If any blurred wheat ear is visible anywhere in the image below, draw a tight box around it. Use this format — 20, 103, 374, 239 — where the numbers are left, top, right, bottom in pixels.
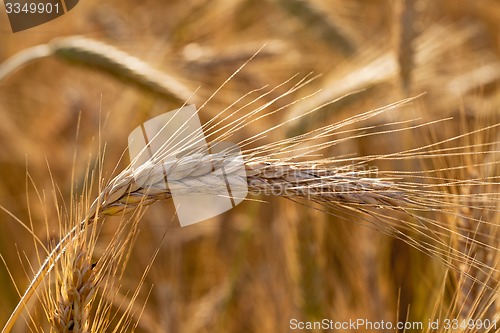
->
0, 36, 195, 104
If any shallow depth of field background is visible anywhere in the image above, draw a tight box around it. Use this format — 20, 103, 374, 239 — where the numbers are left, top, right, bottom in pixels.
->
0, 1, 500, 332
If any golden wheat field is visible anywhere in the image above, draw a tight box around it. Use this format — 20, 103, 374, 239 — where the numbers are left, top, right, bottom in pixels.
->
0, 0, 500, 332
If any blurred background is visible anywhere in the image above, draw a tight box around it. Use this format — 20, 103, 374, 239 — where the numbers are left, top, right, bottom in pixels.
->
0, 0, 500, 332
